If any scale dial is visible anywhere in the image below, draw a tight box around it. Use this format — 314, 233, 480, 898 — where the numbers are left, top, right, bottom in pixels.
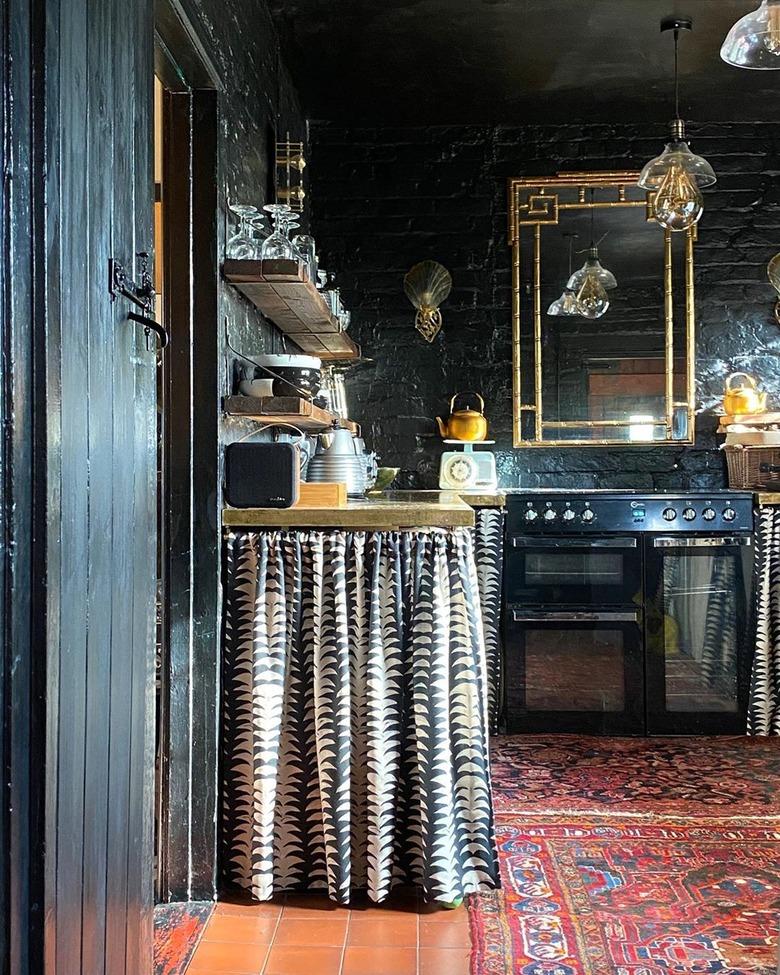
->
441, 453, 478, 489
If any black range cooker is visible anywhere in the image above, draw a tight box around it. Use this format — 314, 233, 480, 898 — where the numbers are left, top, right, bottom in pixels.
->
503, 491, 755, 736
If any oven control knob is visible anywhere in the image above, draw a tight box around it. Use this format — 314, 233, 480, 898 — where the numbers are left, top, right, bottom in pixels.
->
662, 507, 677, 521
702, 507, 716, 521
543, 508, 557, 521
581, 508, 595, 523
723, 508, 736, 522
524, 508, 538, 522
562, 508, 575, 522
682, 508, 696, 521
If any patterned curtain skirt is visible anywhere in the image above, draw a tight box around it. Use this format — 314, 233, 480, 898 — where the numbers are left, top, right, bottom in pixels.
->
749, 507, 780, 735
222, 528, 500, 904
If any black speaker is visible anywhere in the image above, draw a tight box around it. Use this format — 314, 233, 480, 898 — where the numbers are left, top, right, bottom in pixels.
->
224, 442, 300, 508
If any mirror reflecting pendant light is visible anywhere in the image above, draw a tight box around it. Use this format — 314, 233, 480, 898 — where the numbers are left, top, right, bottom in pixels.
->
721, 0, 780, 69
547, 232, 581, 316
638, 17, 716, 232
566, 192, 616, 319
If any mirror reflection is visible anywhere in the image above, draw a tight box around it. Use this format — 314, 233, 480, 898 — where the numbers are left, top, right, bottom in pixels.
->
509, 173, 695, 447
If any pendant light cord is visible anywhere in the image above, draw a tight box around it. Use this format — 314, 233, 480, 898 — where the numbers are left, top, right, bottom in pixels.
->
674, 28, 680, 120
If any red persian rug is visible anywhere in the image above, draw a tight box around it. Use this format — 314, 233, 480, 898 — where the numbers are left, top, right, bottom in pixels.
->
471, 737, 780, 975
154, 902, 213, 975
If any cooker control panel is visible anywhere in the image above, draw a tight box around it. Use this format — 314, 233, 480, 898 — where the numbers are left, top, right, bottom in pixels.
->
508, 493, 754, 533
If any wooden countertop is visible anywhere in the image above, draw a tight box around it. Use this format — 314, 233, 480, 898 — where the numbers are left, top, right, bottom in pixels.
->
757, 492, 780, 506
379, 490, 506, 508
223, 493, 476, 530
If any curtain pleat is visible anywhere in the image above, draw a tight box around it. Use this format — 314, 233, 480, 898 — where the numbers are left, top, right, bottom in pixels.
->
222, 528, 499, 903
749, 507, 780, 736
471, 508, 505, 732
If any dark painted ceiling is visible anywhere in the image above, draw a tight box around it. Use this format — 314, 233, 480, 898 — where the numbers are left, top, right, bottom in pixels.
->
268, 0, 780, 124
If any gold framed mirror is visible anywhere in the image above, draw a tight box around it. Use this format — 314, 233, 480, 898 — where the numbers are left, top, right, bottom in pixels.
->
508, 171, 696, 447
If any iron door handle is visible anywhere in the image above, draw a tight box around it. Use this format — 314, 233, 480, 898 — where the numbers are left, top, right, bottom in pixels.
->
128, 311, 169, 349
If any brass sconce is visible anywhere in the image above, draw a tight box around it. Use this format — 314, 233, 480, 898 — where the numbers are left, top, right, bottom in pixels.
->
275, 132, 306, 212
767, 252, 780, 324
403, 261, 452, 342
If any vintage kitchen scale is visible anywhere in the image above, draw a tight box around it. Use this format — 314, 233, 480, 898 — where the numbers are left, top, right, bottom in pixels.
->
439, 441, 498, 491
436, 392, 497, 491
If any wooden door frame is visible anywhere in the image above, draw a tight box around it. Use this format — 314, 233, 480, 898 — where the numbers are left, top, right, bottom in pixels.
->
154, 1, 221, 903
2, 0, 49, 971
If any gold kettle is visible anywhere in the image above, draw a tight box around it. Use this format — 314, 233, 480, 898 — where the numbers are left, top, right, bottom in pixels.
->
436, 392, 488, 442
723, 372, 767, 416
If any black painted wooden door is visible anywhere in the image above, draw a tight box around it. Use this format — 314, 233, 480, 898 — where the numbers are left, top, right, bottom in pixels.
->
43, 0, 157, 972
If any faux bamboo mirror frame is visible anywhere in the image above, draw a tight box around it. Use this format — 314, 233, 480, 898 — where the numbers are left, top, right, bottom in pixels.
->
508, 171, 696, 447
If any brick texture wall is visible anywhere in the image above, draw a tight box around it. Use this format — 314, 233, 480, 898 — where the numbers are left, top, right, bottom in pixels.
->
310, 123, 780, 490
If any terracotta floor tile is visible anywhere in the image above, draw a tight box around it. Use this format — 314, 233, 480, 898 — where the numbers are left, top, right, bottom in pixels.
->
341, 946, 417, 975
186, 939, 267, 974
282, 894, 345, 918
262, 945, 342, 975
347, 915, 418, 947
418, 947, 472, 975
216, 898, 284, 919
273, 917, 348, 947
204, 914, 279, 944
419, 919, 471, 948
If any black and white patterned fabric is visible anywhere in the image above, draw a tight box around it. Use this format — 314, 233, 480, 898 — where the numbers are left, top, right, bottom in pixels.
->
749, 507, 780, 736
472, 508, 505, 732
222, 528, 499, 904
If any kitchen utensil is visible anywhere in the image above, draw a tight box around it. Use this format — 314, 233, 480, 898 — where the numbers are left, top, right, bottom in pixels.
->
306, 422, 377, 497
373, 467, 400, 492
723, 372, 767, 415
253, 354, 322, 399
436, 392, 488, 442
439, 441, 497, 491
238, 378, 275, 397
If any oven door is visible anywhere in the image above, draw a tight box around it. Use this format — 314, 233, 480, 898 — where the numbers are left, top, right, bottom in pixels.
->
505, 536, 642, 606
644, 534, 754, 735
504, 608, 645, 735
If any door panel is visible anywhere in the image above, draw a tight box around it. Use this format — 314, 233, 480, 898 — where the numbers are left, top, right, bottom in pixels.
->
505, 610, 646, 735
46, 0, 156, 972
645, 536, 754, 735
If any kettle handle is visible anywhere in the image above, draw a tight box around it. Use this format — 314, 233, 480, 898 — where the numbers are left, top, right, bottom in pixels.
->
726, 372, 758, 391
450, 391, 485, 413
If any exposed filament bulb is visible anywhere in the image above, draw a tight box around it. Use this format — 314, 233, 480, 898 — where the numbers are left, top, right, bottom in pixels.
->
576, 274, 610, 319
653, 163, 704, 231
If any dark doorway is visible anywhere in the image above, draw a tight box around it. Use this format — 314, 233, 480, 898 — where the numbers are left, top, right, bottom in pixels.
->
153, 4, 220, 904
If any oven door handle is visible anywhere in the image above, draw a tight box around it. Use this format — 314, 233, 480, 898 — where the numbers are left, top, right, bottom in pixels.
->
652, 536, 752, 549
511, 537, 637, 549
511, 609, 640, 623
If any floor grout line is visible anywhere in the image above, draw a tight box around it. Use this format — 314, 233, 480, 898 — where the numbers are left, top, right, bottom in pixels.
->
338, 904, 351, 974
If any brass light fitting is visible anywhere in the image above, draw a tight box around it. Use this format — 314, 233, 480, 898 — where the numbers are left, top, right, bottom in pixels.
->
403, 261, 453, 342
638, 18, 717, 232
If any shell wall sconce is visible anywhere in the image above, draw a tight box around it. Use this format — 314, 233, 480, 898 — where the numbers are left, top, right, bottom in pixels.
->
767, 252, 780, 324
403, 261, 452, 342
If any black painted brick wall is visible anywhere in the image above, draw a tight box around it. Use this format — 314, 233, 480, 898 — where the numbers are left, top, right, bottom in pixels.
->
182, 0, 307, 499
310, 122, 780, 490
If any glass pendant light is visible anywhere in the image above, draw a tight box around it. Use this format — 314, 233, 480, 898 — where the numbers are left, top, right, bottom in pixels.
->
721, 0, 780, 69
638, 17, 717, 232
565, 192, 616, 319
548, 233, 581, 316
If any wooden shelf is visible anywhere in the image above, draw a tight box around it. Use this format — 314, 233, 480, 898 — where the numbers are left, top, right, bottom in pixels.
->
223, 259, 360, 361
224, 395, 358, 434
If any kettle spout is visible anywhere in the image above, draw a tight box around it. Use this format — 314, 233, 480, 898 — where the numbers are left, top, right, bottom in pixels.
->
435, 417, 447, 438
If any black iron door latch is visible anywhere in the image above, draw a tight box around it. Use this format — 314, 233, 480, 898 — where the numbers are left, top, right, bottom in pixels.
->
108, 252, 169, 349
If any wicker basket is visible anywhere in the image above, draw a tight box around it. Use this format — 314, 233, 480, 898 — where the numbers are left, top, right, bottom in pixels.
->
723, 445, 780, 489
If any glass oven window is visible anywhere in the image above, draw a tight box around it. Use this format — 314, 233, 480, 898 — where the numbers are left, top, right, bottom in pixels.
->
655, 550, 743, 713
524, 551, 625, 587
525, 629, 626, 712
